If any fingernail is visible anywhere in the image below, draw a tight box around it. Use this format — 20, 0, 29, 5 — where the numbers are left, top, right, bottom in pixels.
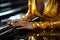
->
11, 23, 13, 25
13, 25, 15, 26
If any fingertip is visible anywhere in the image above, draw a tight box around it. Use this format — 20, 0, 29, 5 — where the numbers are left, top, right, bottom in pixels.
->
7, 21, 10, 24
11, 23, 12, 25
13, 25, 15, 27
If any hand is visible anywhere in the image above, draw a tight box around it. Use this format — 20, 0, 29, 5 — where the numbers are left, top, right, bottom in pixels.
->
7, 19, 33, 30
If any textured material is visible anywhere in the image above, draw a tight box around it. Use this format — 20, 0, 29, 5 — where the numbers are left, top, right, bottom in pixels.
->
23, 0, 60, 29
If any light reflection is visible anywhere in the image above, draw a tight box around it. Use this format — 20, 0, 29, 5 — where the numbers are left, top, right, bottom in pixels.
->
0, 2, 11, 7
28, 36, 36, 40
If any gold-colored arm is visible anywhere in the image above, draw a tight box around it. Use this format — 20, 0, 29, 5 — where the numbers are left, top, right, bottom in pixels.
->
33, 21, 60, 29
23, 0, 60, 29
23, 0, 35, 21
23, 0, 48, 21
33, 21, 50, 29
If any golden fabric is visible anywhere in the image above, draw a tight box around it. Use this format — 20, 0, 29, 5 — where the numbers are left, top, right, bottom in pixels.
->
23, 0, 60, 29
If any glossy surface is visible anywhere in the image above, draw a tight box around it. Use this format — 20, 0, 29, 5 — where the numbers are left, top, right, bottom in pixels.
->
23, 0, 60, 29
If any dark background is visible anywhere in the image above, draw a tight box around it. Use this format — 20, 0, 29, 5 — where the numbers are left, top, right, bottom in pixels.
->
0, 0, 28, 23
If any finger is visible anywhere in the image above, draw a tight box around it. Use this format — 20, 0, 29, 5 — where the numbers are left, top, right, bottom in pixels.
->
16, 27, 25, 30
10, 19, 18, 23
13, 19, 19, 22
10, 20, 19, 25
10, 19, 24, 27
12, 23, 22, 27
7, 21, 11, 24
13, 19, 23, 23
10, 20, 15, 25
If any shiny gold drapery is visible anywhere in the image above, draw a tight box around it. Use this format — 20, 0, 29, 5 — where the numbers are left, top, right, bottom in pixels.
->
23, 0, 60, 29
